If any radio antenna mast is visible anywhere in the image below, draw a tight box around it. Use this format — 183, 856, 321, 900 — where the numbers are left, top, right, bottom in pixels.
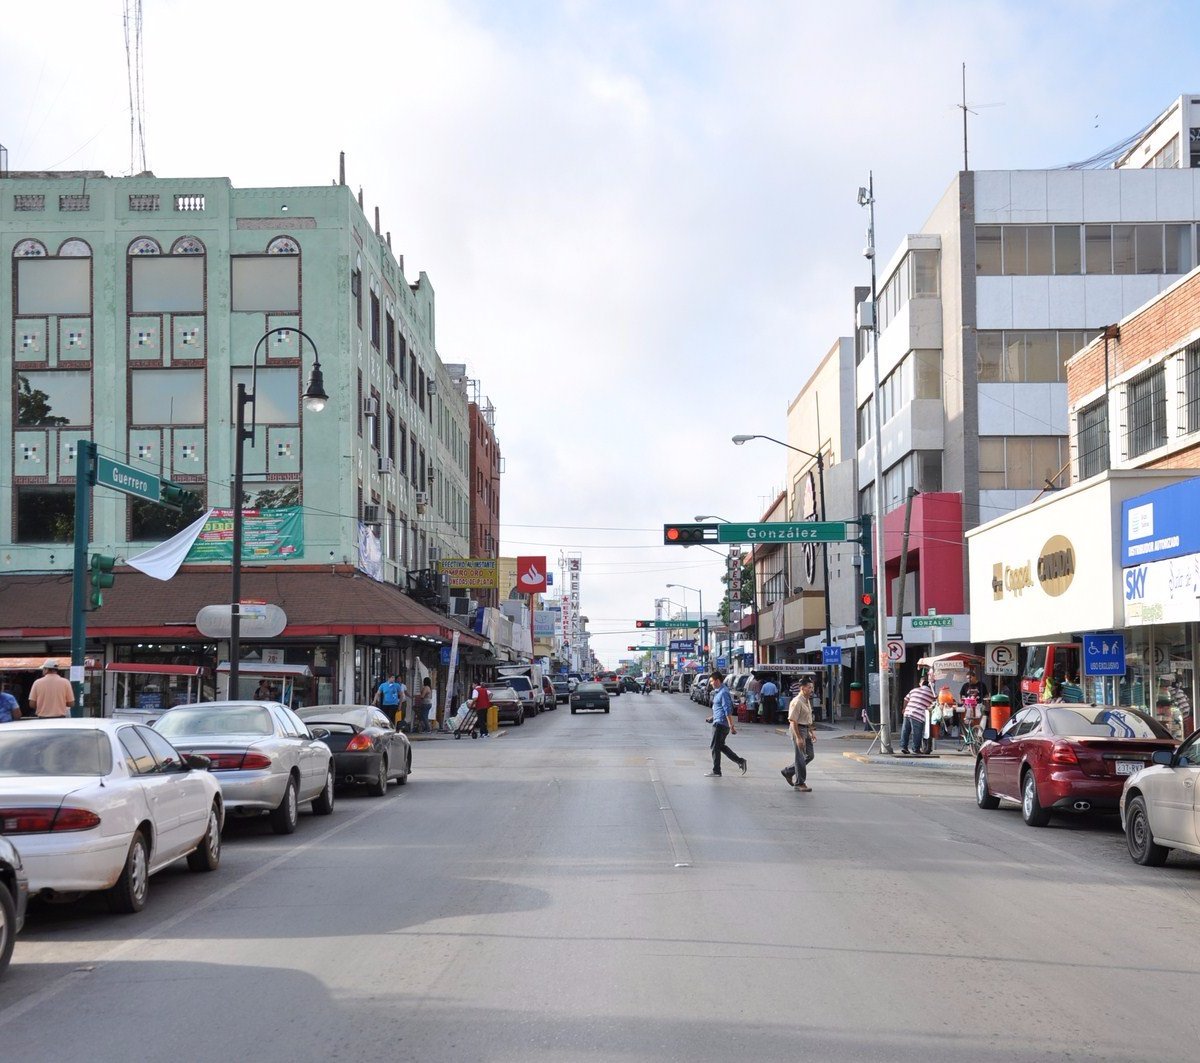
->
124, 0, 148, 173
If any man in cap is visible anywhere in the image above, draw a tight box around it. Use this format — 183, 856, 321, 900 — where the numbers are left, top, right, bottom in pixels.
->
28, 659, 76, 719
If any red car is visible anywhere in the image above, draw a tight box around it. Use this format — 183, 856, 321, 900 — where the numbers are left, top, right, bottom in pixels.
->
975, 704, 1176, 826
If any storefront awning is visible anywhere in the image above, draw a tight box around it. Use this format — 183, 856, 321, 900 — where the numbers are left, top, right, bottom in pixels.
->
216, 662, 313, 677
0, 656, 100, 671
106, 662, 205, 676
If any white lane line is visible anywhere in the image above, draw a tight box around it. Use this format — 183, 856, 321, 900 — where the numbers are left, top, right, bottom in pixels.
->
646, 758, 693, 868
0, 795, 400, 1027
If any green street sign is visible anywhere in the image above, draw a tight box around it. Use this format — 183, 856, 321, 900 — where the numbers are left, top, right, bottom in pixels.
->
636, 620, 700, 629
911, 615, 953, 628
628, 646, 669, 652
717, 521, 851, 544
95, 456, 161, 503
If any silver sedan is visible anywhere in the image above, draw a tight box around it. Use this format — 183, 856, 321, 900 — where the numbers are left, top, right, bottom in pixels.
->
153, 701, 335, 834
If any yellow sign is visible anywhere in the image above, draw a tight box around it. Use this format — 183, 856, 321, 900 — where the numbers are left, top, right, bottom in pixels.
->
437, 558, 498, 589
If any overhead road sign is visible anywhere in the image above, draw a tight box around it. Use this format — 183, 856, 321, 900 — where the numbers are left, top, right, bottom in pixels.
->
716, 521, 851, 544
636, 619, 700, 629
628, 646, 668, 652
95, 456, 161, 503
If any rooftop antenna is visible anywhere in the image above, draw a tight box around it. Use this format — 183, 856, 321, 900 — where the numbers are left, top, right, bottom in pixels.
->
124, 0, 148, 174
955, 62, 1004, 171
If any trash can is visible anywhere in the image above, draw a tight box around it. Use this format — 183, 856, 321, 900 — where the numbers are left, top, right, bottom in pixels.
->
989, 693, 1012, 732
849, 682, 864, 712
485, 705, 499, 733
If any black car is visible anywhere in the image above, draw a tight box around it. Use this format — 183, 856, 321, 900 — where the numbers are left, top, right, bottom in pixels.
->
571, 682, 610, 714
1, 834, 29, 978
297, 705, 412, 796
620, 676, 641, 693
551, 679, 570, 704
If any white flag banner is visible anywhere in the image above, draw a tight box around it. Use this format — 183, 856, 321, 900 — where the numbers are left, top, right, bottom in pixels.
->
127, 508, 215, 581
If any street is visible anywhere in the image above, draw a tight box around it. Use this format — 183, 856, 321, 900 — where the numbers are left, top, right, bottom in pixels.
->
3, 692, 1199, 1063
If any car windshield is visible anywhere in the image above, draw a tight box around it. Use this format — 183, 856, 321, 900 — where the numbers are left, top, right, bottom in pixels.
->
155, 705, 276, 738
0, 729, 113, 776
504, 677, 532, 692
576, 683, 605, 694
486, 685, 516, 700
297, 708, 370, 729
1046, 707, 1171, 739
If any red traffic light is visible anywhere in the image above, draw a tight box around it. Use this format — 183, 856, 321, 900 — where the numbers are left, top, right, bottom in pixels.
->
666, 527, 681, 542
860, 592, 874, 606
635, 620, 649, 628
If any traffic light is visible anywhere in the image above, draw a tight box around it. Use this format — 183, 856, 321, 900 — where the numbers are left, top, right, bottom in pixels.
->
859, 592, 877, 628
635, 620, 651, 628
90, 554, 116, 610
160, 480, 195, 510
663, 523, 717, 545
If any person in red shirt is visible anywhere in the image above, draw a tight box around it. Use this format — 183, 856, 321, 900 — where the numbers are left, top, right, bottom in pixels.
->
468, 681, 491, 737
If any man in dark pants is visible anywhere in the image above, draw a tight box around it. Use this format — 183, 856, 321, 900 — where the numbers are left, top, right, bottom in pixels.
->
704, 671, 747, 778
782, 676, 816, 791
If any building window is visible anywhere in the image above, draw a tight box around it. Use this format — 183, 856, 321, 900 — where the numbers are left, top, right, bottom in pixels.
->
130, 254, 205, 312
979, 436, 1068, 490
231, 368, 299, 425
15, 486, 75, 542
399, 424, 408, 474
857, 397, 873, 449
976, 331, 1087, 383
1076, 400, 1110, 479
1126, 367, 1167, 458
398, 334, 407, 383
131, 369, 205, 425
386, 410, 396, 463
369, 389, 381, 451
370, 291, 380, 349
130, 489, 205, 541
16, 372, 91, 427
231, 256, 298, 312
385, 312, 395, 367
409, 353, 418, 398
16, 255, 91, 315
351, 268, 361, 328
978, 223, 1194, 277
1184, 340, 1200, 435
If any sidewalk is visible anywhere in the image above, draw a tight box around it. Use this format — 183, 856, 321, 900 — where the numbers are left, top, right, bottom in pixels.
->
764, 715, 976, 774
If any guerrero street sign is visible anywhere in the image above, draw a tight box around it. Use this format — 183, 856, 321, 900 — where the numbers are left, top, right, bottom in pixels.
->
95, 456, 161, 503
911, 615, 953, 628
716, 521, 850, 544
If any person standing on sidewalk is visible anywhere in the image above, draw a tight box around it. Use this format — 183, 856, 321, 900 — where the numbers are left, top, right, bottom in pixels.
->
373, 674, 405, 729
0, 679, 22, 722
704, 671, 747, 777
901, 673, 935, 755
782, 675, 816, 791
28, 660, 75, 719
759, 677, 779, 725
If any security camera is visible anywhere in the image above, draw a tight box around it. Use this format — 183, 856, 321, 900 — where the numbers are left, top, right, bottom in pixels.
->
863, 245, 875, 260
857, 187, 870, 206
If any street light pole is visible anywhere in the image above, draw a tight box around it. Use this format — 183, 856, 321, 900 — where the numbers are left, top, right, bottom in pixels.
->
229, 327, 328, 701
666, 583, 703, 667
731, 435, 835, 718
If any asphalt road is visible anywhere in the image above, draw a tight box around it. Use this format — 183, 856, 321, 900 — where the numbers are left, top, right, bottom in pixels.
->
3, 691, 1199, 1062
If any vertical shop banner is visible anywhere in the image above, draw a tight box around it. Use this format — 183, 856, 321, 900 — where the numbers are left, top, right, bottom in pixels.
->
516, 555, 548, 593
357, 522, 384, 581
185, 507, 305, 562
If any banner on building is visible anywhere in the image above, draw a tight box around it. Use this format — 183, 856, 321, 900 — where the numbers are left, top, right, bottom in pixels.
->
438, 558, 499, 589
357, 523, 383, 581
185, 507, 304, 562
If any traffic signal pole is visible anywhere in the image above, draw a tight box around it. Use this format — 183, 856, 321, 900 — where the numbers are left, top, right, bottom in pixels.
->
69, 440, 96, 717
856, 514, 891, 752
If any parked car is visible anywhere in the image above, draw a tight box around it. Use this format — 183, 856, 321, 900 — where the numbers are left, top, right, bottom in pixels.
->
296, 705, 411, 796
570, 682, 610, 714
691, 674, 710, 703
598, 673, 621, 696
975, 704, 1176, 827
485, 684, 524, 726
668, 675, 683, 693
154, 701, 335, 835
730, 674, 750, 706
620, 676, 641, 693
498, 675, 542, 717
0, 720, 222, 913
1120, 726, 1200, 866
551, 679, 571, 704
541, 675, 560, 709
0, 833, 29, 976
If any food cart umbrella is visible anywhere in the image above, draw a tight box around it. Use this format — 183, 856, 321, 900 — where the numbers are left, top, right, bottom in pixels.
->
916, 651, 984, 684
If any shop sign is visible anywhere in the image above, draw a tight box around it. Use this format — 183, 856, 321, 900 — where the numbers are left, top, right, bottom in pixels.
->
1122, 476, 1200, 566
1123, 552, 1200, 626
1036, 536, 1075, 597
438, 558, 498, 589
985, 642, 1018, 676
186, 507, 304, 562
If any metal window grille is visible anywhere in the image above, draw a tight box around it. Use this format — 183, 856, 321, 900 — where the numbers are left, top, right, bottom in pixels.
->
14, 194, 44, 211
1126, 367, 1167, 459
173, 193, 206, 212
1076, 401, 1109, 479
1183, 340, 1200, 434
59, 194, 90, 211
128, 193, 160, 211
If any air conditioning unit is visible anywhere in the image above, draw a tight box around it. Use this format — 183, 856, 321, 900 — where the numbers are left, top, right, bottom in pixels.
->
415, 490, 428, 511
363, 396, 379, 418
362, 504, 382, 525
449, 597, 476, 617
427, 378, 438, 395
379, 457, 395, 475
428, 546, 442, 564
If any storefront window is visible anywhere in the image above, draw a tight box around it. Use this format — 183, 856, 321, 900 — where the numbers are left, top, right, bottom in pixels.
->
1151, 624, 1195, 740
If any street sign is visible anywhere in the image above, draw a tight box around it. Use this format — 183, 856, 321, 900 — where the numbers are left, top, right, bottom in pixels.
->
95, 456, 161, 503
911, 615, 953, 628
670, 639, 697, 653
985, 642, 1018, 676
195, 603, 288, 639
886, 638, 906, 664
636, 620, 700, 629
1082, 633, 1126, 676
628, 646, 668, 652
716, 521, 850, 544
822, 645, 843, 666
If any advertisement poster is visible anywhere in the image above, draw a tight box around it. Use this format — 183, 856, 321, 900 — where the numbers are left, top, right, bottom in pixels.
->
185, 507, 304, 562
439, 558, 499, 589
357, 522, 383, 581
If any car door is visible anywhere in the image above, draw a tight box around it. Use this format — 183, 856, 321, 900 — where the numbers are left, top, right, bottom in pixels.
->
1012, 708, 1046, 791
370, 709, 404, 778
117, 726, 186, 862
138, 725, 210, 848
1145, 731, 1200, 847
282, 705, 328, 800
988, 709, 1036, 798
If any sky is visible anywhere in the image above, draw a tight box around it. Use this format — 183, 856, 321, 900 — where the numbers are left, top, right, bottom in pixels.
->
4, 0, 1200, 667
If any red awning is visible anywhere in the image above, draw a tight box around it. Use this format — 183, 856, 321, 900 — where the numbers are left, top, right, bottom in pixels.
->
105, 663, 205, 676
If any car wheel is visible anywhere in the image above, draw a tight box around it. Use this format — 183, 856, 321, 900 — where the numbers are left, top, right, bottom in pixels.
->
369, 757, 389, 797
571, 707, 577, 714
1126, 795, 1169, 866
516, 708, 525, 726
107, 831, 149, 914
270, 776, 300, 835
0, 880, 17, 976
604, 706, 610, 714
1021, 770, 1051, 827
975, 761, 1000, 809
396, 752, 410, 786
187, 801, 222, 873
312, 767, 336, 815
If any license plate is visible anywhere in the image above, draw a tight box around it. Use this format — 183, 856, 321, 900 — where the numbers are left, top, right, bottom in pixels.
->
1115, 761, 1142, 776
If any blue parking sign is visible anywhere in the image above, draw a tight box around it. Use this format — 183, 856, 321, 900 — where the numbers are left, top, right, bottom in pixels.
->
1082, 633, 1125, 676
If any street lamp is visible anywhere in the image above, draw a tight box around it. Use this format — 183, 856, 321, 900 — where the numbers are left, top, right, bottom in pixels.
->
732, 434, 836, 720
858, 173, 894, 752
695, 514, 751, 669
666, 583, 704, 667
229, 326, 329, 700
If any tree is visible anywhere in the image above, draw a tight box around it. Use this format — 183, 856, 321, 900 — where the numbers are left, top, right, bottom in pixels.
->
16, 375, 68, 427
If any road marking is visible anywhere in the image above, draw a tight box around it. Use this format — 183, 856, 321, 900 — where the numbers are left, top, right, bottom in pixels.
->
646, 758, 692, 868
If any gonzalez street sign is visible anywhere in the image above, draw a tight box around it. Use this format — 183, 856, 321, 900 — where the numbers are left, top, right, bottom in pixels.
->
95, 456, 161, 503
716, 521, 850, 544
911, 615, 953, 628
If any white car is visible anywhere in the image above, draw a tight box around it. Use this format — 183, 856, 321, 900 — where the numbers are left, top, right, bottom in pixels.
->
1120, 727, 1200, 866
0, 719, 223, 913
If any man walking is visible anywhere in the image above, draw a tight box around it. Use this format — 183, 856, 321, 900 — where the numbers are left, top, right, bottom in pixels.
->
704, 670, 747, 777
468, 679, 491, 737
782, 675, 816, 791
373, 673, 405, 729
901, 673, 935, 755
759, 676, 779, 725
28, 660, 75, 719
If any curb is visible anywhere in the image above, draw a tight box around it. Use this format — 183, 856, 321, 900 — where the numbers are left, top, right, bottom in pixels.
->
841, 750, 973, 770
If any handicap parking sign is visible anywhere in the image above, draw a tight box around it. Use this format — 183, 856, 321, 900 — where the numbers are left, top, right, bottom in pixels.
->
1082, 633, 1125, 676
822, 645, 843, 666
